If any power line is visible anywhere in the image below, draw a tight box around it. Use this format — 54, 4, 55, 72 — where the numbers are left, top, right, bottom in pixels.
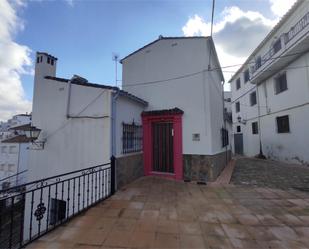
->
122, 50, 308, 88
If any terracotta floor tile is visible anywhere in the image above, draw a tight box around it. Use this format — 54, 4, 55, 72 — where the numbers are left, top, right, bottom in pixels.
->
140, 210, 160, 220
26, 241, 74, 249
129, 231, 155, 248
153, 233, 179, 249
102, 208, 123, 218
103, 230, 133, 247
156, 219, 179, 234
135, 219, 158, 232
95, 217, 117, 231
76, 228, 108, 246
200, 222, 226, 237
228, 238, 262, 249
179, 234, 205, 249
203, 235, 233, 249
113, 218, 137, 232
178, 221, 202, 235
128, 201, 145, 210
121, 209, 142, 219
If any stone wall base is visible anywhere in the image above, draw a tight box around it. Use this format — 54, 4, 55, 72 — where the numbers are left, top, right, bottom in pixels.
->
116, 153, 143, 189
183, 150, 231, 182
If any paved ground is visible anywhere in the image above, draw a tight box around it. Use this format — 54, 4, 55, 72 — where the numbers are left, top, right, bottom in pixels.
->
27, 176, 309, 249
231, 158, 309, 191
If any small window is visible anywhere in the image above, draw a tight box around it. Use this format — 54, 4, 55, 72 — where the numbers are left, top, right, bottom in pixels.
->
236, 125, 241, 133
37, 57, 40, 63
244, 69, 250, 83
273, 38, 282, 54
250, 91, 257, 106
51, 59, 54, 65
47, 57, 51, 64
1, 146, 7, 154
40, 56, 43, 63
236, 78, 241, 90
255, 56, 262, 69
252, 122, 258, 134
235, 102, 240, 113
221, 128, 229, 147
8, 164, 15, 173
274, 73, 287, 94
276, 115, 290, 133
50, 199, 66, 225
9, 146, 17, 154
122, 122, 142, 154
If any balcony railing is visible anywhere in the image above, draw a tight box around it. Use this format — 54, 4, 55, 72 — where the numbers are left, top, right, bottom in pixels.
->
253, 11, 309, 73
284, 11, 309, 44
0, 158, 115, 249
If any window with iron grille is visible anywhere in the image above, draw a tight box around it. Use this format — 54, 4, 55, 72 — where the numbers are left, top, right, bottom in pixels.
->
252, 122, 258, 134
221, 128, 229, 147
274, 73, 287, 94
244, 69, 250, 83
273, 38, 282, 54
236, 78, 241, 90
122, 122, 142, 154
255, 56, 262, 69
276, 115, 290, 133
236, 125, 241, 133
250, 91, 257, 106
235, 102, 240, 113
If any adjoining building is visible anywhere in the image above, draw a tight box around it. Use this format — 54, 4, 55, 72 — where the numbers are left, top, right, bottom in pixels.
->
229, 0, 309, 165
121, 36, 230, 181
0, 114, 31, 189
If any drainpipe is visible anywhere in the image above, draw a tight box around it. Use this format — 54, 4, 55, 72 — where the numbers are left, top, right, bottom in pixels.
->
111, 89, 120, 157
66, 79, 72, 118
256, 85, 266, 159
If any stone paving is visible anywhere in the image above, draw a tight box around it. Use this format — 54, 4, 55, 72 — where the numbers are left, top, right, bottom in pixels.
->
231, 158, 309, 190
27, 176, 309, 249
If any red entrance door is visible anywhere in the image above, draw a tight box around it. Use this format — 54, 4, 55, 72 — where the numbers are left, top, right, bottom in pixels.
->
142, 108, 183, 180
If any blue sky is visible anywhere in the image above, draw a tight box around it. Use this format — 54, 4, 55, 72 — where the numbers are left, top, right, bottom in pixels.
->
0, 0, 295, 120
17, 0, 275, 100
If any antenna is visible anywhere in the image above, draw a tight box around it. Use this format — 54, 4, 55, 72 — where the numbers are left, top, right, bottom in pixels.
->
112, 53, 119, 87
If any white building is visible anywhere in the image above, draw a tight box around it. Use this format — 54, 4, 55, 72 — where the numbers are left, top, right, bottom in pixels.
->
0, 114, 31, 188
229, 0, 309, 165
121, 36, 230, 181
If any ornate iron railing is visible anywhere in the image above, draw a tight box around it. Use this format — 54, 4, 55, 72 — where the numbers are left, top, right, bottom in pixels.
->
285, 11, 309, 44
0, 157, 115, 249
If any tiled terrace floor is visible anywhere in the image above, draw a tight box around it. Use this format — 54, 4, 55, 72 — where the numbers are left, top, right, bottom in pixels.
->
28, 176, 309, 249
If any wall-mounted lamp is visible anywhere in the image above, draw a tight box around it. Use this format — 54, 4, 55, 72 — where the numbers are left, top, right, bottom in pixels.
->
25, 126, 45, 149
237, 116, 247, 125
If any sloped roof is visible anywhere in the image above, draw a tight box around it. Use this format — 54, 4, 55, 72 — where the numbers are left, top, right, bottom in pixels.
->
142, 107, 184, 116
9, 123, 31, 131
1, 135, 31, 143
120, 36, 224, 82
45, 76, 148, 106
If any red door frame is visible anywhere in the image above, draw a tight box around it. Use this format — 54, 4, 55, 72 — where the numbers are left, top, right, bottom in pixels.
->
142, 113, 183, 180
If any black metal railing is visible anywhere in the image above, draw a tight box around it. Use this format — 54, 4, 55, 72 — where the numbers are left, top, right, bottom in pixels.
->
0, 157, 115, 249
285, 11, 309, 44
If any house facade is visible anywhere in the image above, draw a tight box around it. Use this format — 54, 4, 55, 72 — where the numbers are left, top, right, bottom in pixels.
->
230, 0, 309, 165
121, 36, 230, 181
0, 114, 31, 189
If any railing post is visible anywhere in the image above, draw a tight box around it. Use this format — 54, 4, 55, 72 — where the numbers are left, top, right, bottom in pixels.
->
110, 156, 116, 195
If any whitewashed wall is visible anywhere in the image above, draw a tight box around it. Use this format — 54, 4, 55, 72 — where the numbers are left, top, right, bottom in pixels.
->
122, 38, 225, 156
114, 95, 144, 157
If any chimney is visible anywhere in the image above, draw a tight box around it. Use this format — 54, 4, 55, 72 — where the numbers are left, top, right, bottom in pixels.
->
34, 52, 57, 81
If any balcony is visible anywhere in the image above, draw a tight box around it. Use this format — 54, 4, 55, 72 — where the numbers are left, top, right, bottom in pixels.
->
251, 11, 309, 84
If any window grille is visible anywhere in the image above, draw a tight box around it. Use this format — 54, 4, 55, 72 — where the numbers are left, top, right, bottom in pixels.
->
274, 73, 288, 94
244, 69, 250, 83
250, 91, 257, 106
122, 122, 142, 154
235, 102, 240, 113
236, 78, 241, 90
252, 122, 258, 134
221, 128, 229, 147
276, 115, 290, 133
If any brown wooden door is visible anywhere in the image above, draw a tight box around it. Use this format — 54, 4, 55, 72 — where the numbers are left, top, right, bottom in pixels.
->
152, 122, 174, 173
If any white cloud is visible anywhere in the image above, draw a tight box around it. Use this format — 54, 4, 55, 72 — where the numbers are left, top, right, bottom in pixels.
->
269, 0, 297, 17
182, 6, 279, 86
0, 0, 32, 121
64, 0, 74, 7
